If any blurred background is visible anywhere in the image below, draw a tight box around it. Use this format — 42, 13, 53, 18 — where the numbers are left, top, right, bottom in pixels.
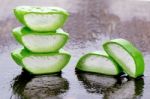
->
1, 0, 150, 99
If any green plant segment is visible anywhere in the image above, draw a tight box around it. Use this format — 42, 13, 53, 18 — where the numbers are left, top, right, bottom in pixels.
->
76, 51, 121, 75
14, 6, 69, 32
11, 48, 71, 74
12, 27, 69, 53
103, 39, 145, 78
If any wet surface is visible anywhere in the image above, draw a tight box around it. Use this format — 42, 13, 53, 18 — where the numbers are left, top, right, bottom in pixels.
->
77, 72, 144, 99
1, 0, 150, 99
12, 71, 68, 99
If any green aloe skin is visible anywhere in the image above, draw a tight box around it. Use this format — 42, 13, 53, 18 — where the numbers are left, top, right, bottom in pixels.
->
12, 27, 69, 53
76, 51, 121, 75
11, 48, 71, 75
103, 38, 145, 78
14, 6, 69, 32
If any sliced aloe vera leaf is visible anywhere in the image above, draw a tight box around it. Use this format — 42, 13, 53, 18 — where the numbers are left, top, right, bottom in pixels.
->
14, 6, 69, 32
11, 48, 71, 74
103, 38, 145, 78
76, 51, 121, 75
12, 27, 69, 53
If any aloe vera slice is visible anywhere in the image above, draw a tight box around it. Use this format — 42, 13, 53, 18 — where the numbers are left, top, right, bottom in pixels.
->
103, 38, 145, 78
11, 48, 71, 74
14, 6, 69, 32
76, 51, 121, 75
12, 27, 69, 53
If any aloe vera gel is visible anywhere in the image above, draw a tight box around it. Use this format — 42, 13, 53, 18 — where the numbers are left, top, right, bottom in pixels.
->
12, 27, 69, 53
11, 48, 71, 74
14, 6, 69, 32
76, 51, 121, 75
103, 39, 144, 78
11, 6, 71, 74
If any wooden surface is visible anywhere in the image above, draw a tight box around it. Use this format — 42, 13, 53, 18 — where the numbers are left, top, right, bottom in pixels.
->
0, 0, 150, 99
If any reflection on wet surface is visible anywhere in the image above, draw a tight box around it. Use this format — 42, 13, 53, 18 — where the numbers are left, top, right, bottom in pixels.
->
0, 0, 150, 99
77, 72, 144, 99
11, 71, 68, 99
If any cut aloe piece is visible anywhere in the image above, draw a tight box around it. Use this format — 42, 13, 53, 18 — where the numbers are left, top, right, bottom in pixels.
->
12, 27, 69, 53
76, 51, 121, 75
103, 38, 145, 78
11, 48, 71, 74
14, 6, 69, 32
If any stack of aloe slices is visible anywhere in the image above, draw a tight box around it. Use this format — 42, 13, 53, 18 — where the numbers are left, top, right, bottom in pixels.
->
11, 6, 71, 74
76, 39, 145, 78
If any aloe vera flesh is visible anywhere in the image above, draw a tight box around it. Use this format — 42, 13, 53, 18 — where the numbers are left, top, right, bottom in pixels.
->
103, 39, 145, 78
11, 48, 71, 74
14, 6, 69, 32
12, 27, 69, 53
76, 51, 121, 75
